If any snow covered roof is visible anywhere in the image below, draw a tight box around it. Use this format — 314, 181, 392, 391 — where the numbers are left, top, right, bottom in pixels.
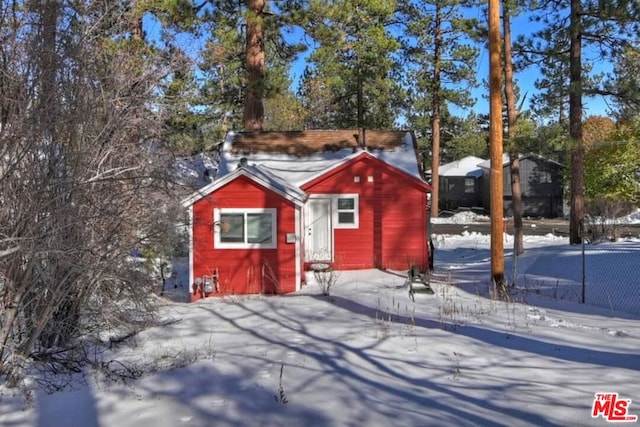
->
217, 130, 424, 187
181, 162, 307, 207
436, 156, 486, 178
173, 153, 218, 188
477, 153, 512, 169
477, 153, 563, 169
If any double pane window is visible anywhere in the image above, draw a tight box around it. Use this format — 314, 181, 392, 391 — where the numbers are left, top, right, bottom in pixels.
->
337, 197, 356, 225
216, 209, 276, 249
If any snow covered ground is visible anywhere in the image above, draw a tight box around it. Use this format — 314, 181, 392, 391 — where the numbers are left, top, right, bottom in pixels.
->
2, 229, 639, 427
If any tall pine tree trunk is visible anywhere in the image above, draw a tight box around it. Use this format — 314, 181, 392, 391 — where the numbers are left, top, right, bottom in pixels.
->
430, 3, 442, 218
503, 5, 524, 257
244, 0, 265, 131
357, 70, 364, 128
130, 3, 144, 42
569, 0, 584, 244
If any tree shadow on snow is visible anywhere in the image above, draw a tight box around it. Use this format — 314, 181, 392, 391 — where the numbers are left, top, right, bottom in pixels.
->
197, 299, 557, 427
36, 380, 100, 427
323, 294, 640, 372
118, 363, 333, 427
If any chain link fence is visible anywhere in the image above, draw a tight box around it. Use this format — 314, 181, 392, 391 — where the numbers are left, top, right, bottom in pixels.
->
512, 239, 640, 316
508, 239, 640, 315
431, 231, 640, 316
580, 242, 640, 315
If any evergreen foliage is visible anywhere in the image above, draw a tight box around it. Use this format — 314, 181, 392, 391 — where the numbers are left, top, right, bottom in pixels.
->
296, 0, 403, 129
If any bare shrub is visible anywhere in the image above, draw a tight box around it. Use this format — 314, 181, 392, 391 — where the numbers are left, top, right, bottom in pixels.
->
0, 1, 186, 386
585, 198, 636, 242
313, 267, 340, 296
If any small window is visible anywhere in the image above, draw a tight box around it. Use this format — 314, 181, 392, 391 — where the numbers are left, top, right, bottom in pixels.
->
464, 178, 475, 193
336, 196, 357, 227
337, 198, 355, 224
539, 171, 552, 184
214, 208, 277, 249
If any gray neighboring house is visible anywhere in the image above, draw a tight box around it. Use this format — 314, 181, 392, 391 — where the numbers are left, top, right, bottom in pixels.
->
478, 153, 565, 218
432, 156, 486, 212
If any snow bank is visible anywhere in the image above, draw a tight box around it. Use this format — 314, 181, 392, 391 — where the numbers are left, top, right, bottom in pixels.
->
431, 211, 489, 224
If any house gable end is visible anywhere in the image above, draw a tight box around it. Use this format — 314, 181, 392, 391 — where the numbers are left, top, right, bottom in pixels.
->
189, 173, 302, 298
300, 151, 431, 193
182, 166, 306, 208
193, 175, 299, 209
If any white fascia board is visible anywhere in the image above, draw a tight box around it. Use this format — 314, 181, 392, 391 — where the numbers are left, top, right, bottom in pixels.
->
181, 167, 307, 208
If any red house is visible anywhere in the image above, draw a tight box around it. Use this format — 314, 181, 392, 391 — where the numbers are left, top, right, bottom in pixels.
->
182, 130, 432, 300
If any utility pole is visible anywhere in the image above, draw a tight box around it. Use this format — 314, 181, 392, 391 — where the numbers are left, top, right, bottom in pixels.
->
488, 0, 505, 296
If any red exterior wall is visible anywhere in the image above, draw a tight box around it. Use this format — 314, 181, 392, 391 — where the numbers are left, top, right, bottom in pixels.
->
302, 155, 430, 271
191, 175, 298, 299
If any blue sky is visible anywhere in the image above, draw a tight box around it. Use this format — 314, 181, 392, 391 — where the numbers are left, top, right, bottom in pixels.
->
283, 9, 612, 120
147, 7, 613, 121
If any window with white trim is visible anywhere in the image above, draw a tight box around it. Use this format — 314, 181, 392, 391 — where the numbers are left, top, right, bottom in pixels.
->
334, 194, 359, 229
214, 208, 277, 249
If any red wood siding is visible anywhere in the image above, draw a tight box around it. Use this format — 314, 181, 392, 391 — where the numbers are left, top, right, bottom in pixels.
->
303, 156, 429, 271
380, 171, 428, 270
191, 175, 297, 298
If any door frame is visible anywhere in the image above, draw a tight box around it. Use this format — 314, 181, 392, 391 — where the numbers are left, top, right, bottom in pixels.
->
304, 196, 334, 262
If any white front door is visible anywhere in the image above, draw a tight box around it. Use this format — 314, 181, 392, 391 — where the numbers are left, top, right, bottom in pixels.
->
306, 198, 332, 261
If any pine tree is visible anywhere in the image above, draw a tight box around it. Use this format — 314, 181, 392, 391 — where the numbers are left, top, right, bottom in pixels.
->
503, 1, 524, 256
519, 0, 639, 243
244, 0, 267, 130
297, 66, 341, 129
199, 0, 304, 133
399, 0, 479, 216
442, 114, 489, 161
297, 0, 403, 129
606, 45, 640, 122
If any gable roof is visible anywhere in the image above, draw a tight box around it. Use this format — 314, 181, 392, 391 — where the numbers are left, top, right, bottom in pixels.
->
217, 130, 424, 186
300, 150, 432, 192
477, 153, 517, 169
477, 153, 563, 169
437, 156, 486, 177
181, 163, 307, 208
